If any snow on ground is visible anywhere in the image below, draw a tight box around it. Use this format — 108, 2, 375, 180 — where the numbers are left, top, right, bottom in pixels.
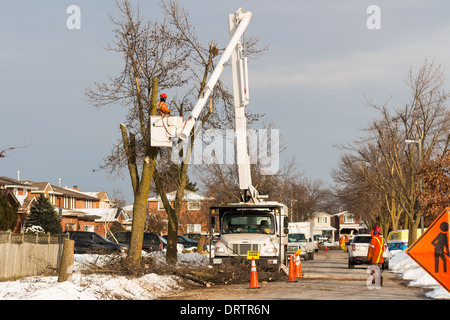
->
1, 249, 449, 300
0, 251, 209, 300
389, 250, 450, 299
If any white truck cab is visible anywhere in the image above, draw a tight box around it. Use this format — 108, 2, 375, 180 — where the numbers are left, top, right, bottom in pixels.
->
210, 203, 289, 269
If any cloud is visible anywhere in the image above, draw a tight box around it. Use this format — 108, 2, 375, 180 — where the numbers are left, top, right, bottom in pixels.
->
251, 25, 450, 91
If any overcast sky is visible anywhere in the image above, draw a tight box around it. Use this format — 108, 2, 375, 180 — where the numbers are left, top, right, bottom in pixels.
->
2, 1, 450, 203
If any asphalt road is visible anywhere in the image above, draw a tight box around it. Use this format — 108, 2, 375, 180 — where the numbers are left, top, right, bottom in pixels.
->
161, 250, 430, 300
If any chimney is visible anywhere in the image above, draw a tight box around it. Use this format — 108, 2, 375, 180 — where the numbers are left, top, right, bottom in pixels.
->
17, 171, 20, 181
73, 186, 78, 190
58, 178, 61, 187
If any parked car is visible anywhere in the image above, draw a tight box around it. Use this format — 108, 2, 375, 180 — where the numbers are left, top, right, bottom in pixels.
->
66, 231, 128, 254
108, 231, 165, 252
162, 234, 199, 249
160, 237, 185, 252
348, 234, 389, 269
386, 229, 425, 251
183, 233, 206, 241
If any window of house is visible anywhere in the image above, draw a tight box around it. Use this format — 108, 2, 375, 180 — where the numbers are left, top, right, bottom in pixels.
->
317, 216, 328, 224
84, 225, 94, 232
158, 201, 165, 211
188, 201, 201, 211
344, 214, 355, 223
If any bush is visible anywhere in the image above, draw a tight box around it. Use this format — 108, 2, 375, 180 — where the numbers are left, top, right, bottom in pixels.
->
25, 195, 62, 234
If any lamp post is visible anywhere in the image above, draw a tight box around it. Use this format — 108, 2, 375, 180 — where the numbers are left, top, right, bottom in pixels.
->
405, 138, 424, 233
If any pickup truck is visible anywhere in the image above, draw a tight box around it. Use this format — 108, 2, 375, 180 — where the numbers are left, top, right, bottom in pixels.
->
348, 234, 389, 269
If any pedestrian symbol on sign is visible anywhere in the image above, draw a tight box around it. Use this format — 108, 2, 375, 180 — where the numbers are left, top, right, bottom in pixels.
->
431, 222, 449, 273
406, 208, 450, 294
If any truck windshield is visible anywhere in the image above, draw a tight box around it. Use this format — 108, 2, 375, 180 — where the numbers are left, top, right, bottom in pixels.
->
288, 233, 306, 242
221, 212, 275, 235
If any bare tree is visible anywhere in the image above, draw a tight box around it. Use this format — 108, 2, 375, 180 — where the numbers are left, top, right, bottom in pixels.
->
87, 0, 266, 265
335, 60, 450, 242
153, 0, 266, 263
85, 0, 192, 268
418, 150, 450, 222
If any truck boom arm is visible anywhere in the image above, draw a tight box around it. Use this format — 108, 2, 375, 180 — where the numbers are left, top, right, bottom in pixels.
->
178, 8, 259, 203
178, 9, 252, 141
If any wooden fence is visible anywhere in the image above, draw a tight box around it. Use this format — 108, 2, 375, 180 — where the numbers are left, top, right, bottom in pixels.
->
0, 231, 68, 280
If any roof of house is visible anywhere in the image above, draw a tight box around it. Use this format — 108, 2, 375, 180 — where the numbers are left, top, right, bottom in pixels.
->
333, 210, 352, 216
148, 190, 214, 202
0, 188, 20, 205
62, 208, 122, 222
313, 211, 332, 216
0, 176, 38, 190
54, 186, 100, 201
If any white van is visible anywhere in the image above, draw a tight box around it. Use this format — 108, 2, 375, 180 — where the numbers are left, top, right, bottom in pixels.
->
287, 222, 314, 260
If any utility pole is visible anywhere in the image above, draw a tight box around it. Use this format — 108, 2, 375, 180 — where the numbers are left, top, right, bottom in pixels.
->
405, 134, 424, 233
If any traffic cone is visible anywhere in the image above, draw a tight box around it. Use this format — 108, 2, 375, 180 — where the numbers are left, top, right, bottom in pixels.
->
249, 257, 261, 289
294, 253, 300, 278
296, 254, 303, 277
325, 245, 328, 252
288, 254, 298, 282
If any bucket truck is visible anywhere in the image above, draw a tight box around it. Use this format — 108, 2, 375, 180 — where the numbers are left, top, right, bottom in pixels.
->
150, 9, 289, 269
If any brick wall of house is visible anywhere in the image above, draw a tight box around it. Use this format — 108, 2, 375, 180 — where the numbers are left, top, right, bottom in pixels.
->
148, 200, 213, 235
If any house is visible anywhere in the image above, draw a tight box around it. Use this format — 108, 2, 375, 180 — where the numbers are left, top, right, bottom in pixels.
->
120, 204, 134, 231
21, 181, 106, 233
308, 212, 336, 242
61, 207, 126, 237
0, 176, 123, 235
332, 211, 368, 240
147, 190, 214, 234
0, 176, 38, 231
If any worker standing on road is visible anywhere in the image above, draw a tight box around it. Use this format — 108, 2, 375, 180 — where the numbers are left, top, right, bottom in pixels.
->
157, 93, 171, 116
367, 226, 385, 286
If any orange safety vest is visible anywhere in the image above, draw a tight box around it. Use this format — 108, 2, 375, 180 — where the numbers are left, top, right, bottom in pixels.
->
157, 101, 170, 115
368, 235, 384, 264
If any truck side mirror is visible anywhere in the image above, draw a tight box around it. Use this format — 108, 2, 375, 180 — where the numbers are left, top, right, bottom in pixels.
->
284, 228, 289, 234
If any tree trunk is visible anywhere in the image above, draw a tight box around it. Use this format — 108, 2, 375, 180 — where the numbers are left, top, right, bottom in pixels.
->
166, 208, 179, 263
408, 215, 421, 246
197, 235, 205, 254
127, 154, 157, 267
58, 239, 74, 282
154, 171, 178, 264
125, 77, 159, 268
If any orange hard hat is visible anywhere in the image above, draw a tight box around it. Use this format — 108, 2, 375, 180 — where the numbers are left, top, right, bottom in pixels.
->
160, 93, 167, 99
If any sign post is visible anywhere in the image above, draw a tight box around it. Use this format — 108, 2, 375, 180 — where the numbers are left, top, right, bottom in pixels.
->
406, 207, 450, 294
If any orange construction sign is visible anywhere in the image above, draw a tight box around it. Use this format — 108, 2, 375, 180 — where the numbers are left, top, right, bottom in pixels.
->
406, 207, 450, 294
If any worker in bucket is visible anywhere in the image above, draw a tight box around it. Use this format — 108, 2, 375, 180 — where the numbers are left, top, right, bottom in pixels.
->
156, 93, 171, 116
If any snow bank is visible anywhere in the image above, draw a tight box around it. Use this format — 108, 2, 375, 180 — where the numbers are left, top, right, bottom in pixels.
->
2, 249, 449, 300
0, 251, 209, 300
389, 250, 450, 300
0, 273, 181, 300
